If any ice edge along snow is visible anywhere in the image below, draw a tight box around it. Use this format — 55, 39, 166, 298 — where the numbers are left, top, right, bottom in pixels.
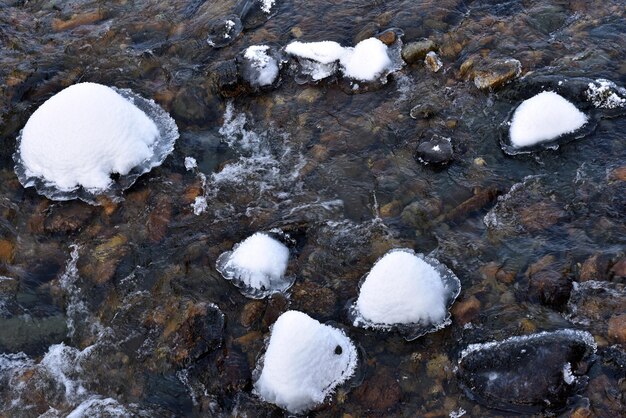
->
253, 311, 358, 414
13, 82, 179, 204
458, 329, 597, 362
216, 232, 293, 298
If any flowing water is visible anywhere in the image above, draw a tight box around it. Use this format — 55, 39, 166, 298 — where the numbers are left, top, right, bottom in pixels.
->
0, 0, 625, 417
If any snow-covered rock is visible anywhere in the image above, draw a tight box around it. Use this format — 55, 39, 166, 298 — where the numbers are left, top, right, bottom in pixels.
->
216, 232, 293, 298
509, 91, 588, 148
254, 310, 358, 413
14, 82, 178, 204
350, 249, 461, 340
207, 15, 242, 48
339, 38, 392, 81
285, 37, 401, 83
241, 45, 280, 87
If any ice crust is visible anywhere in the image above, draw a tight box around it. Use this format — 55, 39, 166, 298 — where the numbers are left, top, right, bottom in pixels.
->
351, 249, 461, 340
216, 232, 293, 298
509, 91, 588, 148
285, 37, 395, 82
14, 82, 178, 204
254, 310, 358, 413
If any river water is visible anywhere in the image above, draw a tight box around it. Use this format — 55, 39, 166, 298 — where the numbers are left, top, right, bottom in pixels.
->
0, 0, 625, 417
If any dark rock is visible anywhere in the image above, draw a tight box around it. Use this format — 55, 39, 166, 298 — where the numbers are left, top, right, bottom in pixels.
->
579, 254, 611, 282
240, 300, 265, 327
230, 392, 282, 417
458, 329, 596, 413
209, 59, 242, 98
415, 136, 453, 166
262, 293, 289, 328
238, 0, 279, 30
401, 39, 437, 64
171, 302, 225, 364
528, 269, 572, 309
206, 15, 242, 48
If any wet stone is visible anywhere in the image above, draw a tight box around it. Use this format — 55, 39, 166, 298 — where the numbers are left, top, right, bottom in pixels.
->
607, 314, 626, 345
210, 60, 242, 98
424, 51, 443, 73
520, 201, 566, 231
206, 15, 243, 48
239, 0, 279, 30
528, 269, 572, 309
458, 330, 596, 413
451, 295, 481, 325
415, 135, 453, 166
0, 239, 15, 264
401, 198, 442, 229
579, 254, 611, 282
401, 39, 437, 64
473, 58, 522, 90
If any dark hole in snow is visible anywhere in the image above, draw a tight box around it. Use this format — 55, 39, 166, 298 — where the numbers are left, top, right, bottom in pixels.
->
335, 345, 342, 355
110, 172, 121, 181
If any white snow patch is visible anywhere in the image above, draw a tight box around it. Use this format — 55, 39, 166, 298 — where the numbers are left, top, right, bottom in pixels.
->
354, 249, 448, 326
260, 0, 276, 14
217, 232, 291, 297
243, 45, 279, 86
18, 83, 160, 192
340, 38, 392, 81
562, 362, 576, 385
254, 310, 358, 413
184, 157, 197, 171
285, 38, 394, 82
509, 91, 587, 148
192, 196, 207, 215
449, 407, 467, 418
586, 79, 626, 109
223, 20, 235, 39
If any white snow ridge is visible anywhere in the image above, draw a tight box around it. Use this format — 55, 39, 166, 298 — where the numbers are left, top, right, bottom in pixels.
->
14, 82, 178, 203
216, 232, 294, 298
509, 91, 587, 148
350, 249, 461, 340
253, 311, 358, 414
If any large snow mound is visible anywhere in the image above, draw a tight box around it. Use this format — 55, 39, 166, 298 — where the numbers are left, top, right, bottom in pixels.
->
216, 232, 293, 298
285, 37, 396, 82
254, 310, 358, 413
14, 82, 178, 203
509, 91, 588, 148
351, 249, 461, 339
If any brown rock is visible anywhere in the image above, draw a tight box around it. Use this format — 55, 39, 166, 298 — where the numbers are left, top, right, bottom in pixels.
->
528, 269, 572, 308
608, 166, 626, 182
291, 281, 337, 318
611, 257, 626, 278
0, 240, 15, 264
445, 188, 501, 223
262, 293, 289, 328
451, 296, 481, 325
377, 30, 396, 46
579, 254, 610, 281
520, 201, 566, 231
401, 39, 437, 64
240, 301, 265, 327
425, 354, 453, 380
380, 200, 403, 218
147, 195, 172, 242
424, 51, 443, 72
569, 407, 593, 418
52, 10, 105, 32
607, 314, 626, 345
473, 58, 521, 90
44, 202, 95, 234
353, 369, 402, 410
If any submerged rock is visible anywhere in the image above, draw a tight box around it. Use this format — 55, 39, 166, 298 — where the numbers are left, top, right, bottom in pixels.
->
238, 0, 280, 30
424, 51, 443, 73
458, 329, 596, 413
253, 310, 358, 414
239, 45, 282, 89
